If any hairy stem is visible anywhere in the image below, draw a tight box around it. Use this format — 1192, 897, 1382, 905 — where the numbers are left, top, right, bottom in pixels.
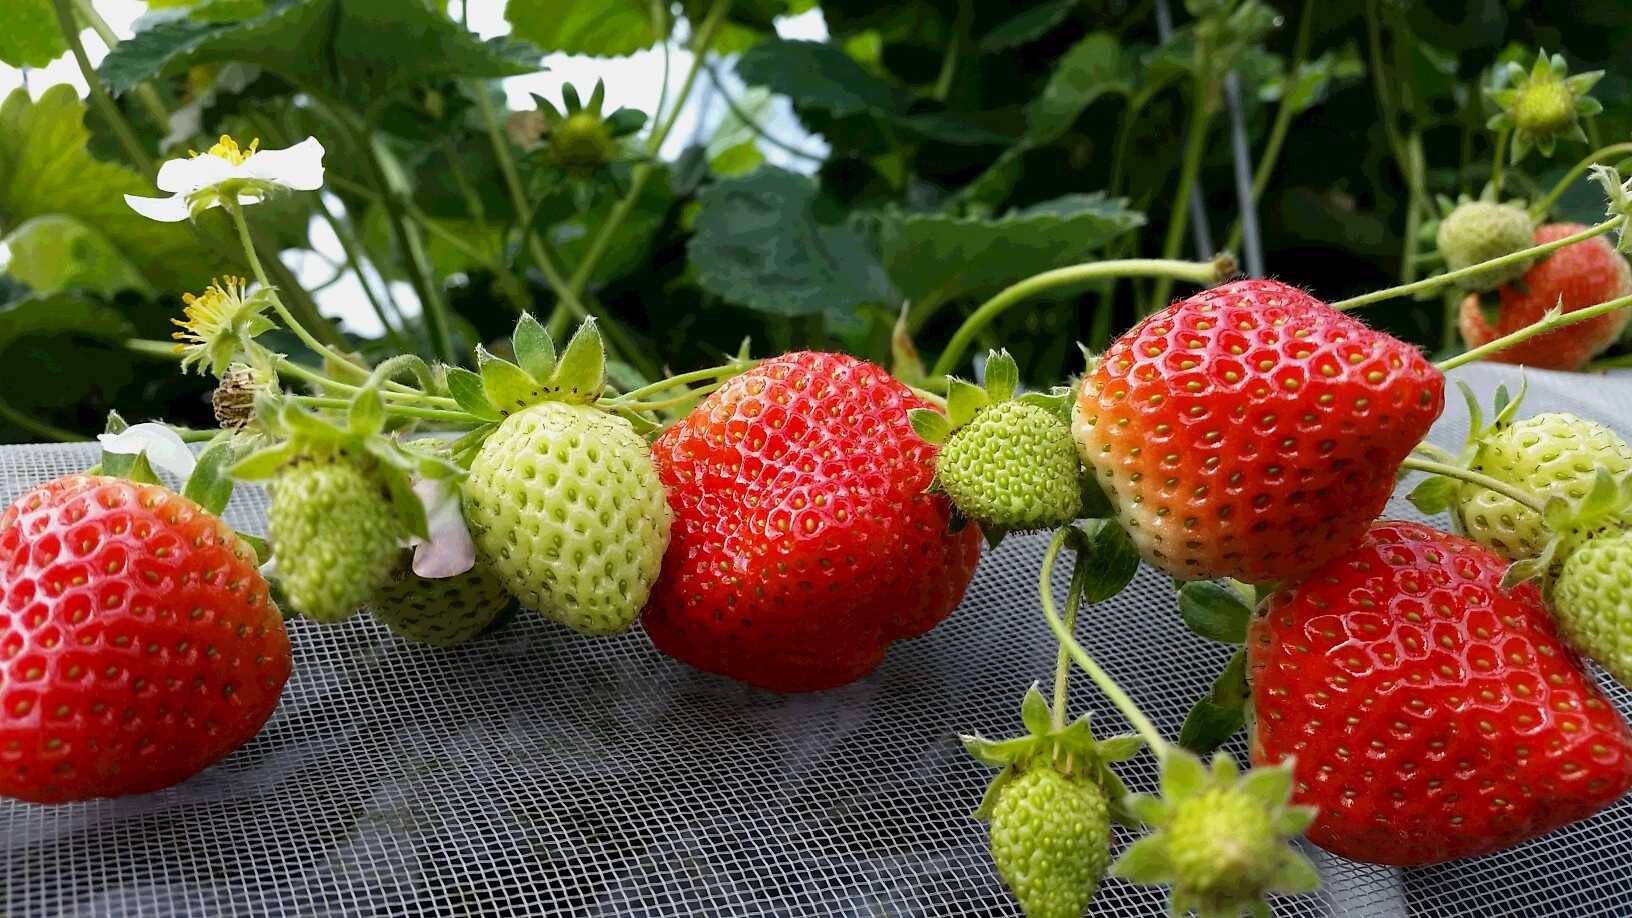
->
292, 396, 478, 426
1039, 528, 1171, 757
1149, 82, 1216, 313
1400, 457, 1546, 514
1051, 552, 1091, 731
1490, 130, 1509, 197
1225, 0, 1316, 254
1437, 290, 1632, 372
69, 0, 169, 129
1531, 141, 1632, 219
1331, 219, 1619, 311
50, 0, 151, 174
933, 258, 1224, 377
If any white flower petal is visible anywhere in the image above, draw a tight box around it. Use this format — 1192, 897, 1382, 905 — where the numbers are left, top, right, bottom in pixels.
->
124, 192, 193, 222
155, 153, 240, 193
410, 478, 476, 578
97, 423, 197, 481
243, 136, 325, 191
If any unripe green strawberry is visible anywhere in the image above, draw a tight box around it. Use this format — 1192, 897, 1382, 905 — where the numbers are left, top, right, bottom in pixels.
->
1165, 785, 1279, 914
268, 453, 405, 623
988, 765, 1111, 918
937, 401, 1081, 531
370, 561, 513, 647
1435, 201, 1534, 291
1455, 413, 1632, 560
465, 401, 671, 636
1553, 526, 1632, 689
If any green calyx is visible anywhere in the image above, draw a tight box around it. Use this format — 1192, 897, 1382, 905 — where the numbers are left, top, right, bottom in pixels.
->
1590, 166, 1632, 257
1503, 465, 1632, 593
450, 313, 607, 418
961, 683, 1143, 824
230, 383, 462, 542
1112, 751, 1319, 918
530, 80, 646, 179
910, 350, 1084, 540
1487, 49, 1604, 163
1429, 197, 1535, 292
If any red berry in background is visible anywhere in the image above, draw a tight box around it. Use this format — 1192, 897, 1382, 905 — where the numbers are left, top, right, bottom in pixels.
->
0, 476, 291, 803
642, 352, 981, 693
1073, 279, 1444, 584
1458, 223, 1632, 371
1248, 521, 1632, 866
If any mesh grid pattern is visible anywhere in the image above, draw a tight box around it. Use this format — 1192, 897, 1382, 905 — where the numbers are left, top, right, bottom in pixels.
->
0, 363, 1628, 916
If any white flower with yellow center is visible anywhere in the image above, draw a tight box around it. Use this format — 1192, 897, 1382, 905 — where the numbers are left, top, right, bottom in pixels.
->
124, 134, 325, 222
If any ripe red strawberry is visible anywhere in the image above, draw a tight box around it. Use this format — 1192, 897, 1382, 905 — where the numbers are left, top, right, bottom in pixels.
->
1073, 279, 1444, 584
1458, 223, 1632, 370
1248, 520, 1632, 866
0, 475, 291, 803
642, 352, 982, 692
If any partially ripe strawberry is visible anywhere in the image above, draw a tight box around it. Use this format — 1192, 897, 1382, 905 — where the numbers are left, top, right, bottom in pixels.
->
1435, 201, 1535, 291
1458, 223, 1632, 370
1248, 521, 1632, 865
1073, 279, 1444, 583
0, 476, 291, 803
643, 352, 981, 692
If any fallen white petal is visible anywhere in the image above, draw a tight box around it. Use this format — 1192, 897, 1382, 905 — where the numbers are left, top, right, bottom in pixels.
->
97, 422, 197, 480
410, 478, 476, 578
155, 153, 239, 194
243, 137, 325, 191
124, 193, 193, 222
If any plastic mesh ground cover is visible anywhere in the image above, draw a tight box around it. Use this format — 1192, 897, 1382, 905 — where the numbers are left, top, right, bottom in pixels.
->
0, 363, 1628, 917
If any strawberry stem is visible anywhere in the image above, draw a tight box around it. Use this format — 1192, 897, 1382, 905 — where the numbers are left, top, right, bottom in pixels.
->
1330, 218, 1621, 311
1050, 553, 1091, 731
290, 396, 480, 426
932, 258, 1225, 377
1531, 141, 1632, 220
1400, 456, 1547, 515
1039, 527, 1170, 757
1435, 289, 1632, 371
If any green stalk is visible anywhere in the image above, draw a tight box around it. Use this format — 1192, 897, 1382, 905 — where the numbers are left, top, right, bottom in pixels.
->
1148, 83, 1216, 314
69, 0, 169, 130
610, 362, 752, 402
566, 0, 733, 300
1039, 527, 1170, 757
0, 398, 84, 442
50, 0, 151, 174
1331, 219, 1619, 311
1364, 0, 1409, 175
292, 396, 478, 425
1490, 129, 1509, 197
1437, 290, 1632, 372
1224, 0, 1315, 253
124, 338, 179, 360
229, 203, 351, 364
703, 62, 824, 162
310, 194, 410, 351
1400, 132, 1426, 284
1400, 457, 1545, 514
1050, 551, 1091, 731
1531, 141, 1632, 219
932, 258, 1224, 377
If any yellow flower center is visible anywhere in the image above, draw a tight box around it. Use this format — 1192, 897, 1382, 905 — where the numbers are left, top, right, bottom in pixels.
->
174, 276, 251, 348
191, 135, 260, 165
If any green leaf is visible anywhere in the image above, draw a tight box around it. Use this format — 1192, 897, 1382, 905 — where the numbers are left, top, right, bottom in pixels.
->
709, 141, 765, 177
979, 0, 1078, 52
1020, 683, 1052, 737
688, 167, 895, 318
511, 313, 556, 383
864, 192, 1144, 307
907, 408, 951, 444
505, 0, 658, 56
0, 0, 66, 69
445, 367, 501, 422
348, 387, 386, 437
98, 411, 135, 478
736, 39, 898, 117
944, 379, 989, 428
1110, 834, 1174, 884
377, 461, 428, 541
547, 318, 606, 402
477, 346, 542, 415
1178, 581, 1253, 644
544, 165, 675, 286
0, 215, 151, 297
0, 86, 215, 292
1408, 475, 1456, 516
100, 0, 539, 107
1076, 520, 1141, 604
983, 350, 1019, 402
183, 434, 238, 516
1180, 649, 1249, 755
229, 443, 296, 480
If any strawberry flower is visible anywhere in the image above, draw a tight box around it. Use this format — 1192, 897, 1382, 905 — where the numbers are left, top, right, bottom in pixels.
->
96, 422, 197, 481
124, 135, 326, 223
